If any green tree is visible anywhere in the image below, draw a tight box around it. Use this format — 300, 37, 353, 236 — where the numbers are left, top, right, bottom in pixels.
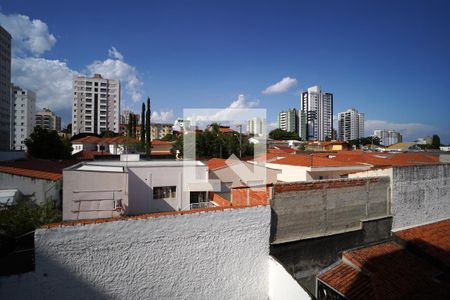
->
145, 97, 151, 154
70, 132, 100, 141
161, 133, 177, 141
100, 130, 119, 137
127, 113, 133, 137
141, 102, 146, 148
431, 134, 441, 149
348, 136, 381, 148
25, 127, 73, 159
269, 128, 301, 140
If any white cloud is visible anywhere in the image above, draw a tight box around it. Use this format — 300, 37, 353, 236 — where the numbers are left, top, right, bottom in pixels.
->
12, 57, 76, 112
365, 119, 436, 141
151, 110, 175, 123
87, 47, 143, 103
228, 94, 259, 109
0, 12, 56, 56
262, 77, 297, 94
108, 46, 124, 61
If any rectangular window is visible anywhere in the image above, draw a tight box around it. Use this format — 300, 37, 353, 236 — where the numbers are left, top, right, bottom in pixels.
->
153, 186, 176, 199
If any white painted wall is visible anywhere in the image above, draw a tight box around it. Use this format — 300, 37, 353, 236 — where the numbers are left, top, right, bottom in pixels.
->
0, 172, 61, 206
265, 163, 311, 182
0, 206, 272, 300
269, 256, 311, 300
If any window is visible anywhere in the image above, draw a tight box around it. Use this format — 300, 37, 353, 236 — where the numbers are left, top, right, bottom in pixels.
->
153, 186, 176, 199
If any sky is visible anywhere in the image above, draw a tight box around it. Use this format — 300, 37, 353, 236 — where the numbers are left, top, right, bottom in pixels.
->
1, 0, 449, 142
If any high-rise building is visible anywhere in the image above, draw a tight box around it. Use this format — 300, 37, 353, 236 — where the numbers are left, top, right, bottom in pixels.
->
173, 118, 191, 132
0, 26, 12, 150
300, 86, 333, 141
121, 109, 140, 125
72, 74, 120, 135
298, 110, 307, 141
338, 108, 364, 141
247, 117, 265, 136
277, 108, 298, 133
151, 123, 173, 140
35, 108, 61, 131
11, 84, 36, 150
373, 130, 402, 146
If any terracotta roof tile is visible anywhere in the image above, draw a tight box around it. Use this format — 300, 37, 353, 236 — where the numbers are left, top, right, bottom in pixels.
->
0, 159, 78, 181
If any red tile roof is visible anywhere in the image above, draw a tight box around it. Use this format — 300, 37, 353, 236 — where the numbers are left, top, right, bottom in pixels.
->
268, 147, 297, 154
319, 219, 450, 299
0, 159, 78, 181
394, 219, 450, 268
272, 154, 367, 167
151, 139, 174, 145
72, 136, 136, 144
73, 150, 113, 160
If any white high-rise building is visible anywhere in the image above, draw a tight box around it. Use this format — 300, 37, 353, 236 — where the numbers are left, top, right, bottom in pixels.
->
247, 117, 265, 136
300, 86, 333, 141
277, 108, 298, 133
338, 108, 364, 141
0, 26, 12, 150
373, 130, 402, 146
72, 74, 120, 135
11, 84, 36, 150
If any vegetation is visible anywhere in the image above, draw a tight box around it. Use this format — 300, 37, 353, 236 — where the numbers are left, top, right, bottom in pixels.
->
100, 130, 119, 137
431, 134, 441, 149
161, 133, 177, 141
141, 102, 146, 148
25, 127, 73, 159
70, 132, 100, 141
145, 97, 151, 154
172, 123, 253, 159
269, 128, 301, 140
348, 136, 381, 148
0, 199, 61, 257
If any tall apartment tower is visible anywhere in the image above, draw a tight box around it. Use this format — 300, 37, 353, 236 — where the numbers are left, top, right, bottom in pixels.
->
72, 74, 120, 135
247, 117, 265, 136
277, 108, 298, 133
11, 84, 36, 150
300, 86, 333, 141
338, 108, 364, 141
0, 26, 12, 150
35, 108, 62, 131
373, 130, 402, 146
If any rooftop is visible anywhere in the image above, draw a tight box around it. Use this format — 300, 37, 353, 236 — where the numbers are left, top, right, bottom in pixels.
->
318, 219, 450, 299
66, 159, 206, 172
0, 159, 78, 181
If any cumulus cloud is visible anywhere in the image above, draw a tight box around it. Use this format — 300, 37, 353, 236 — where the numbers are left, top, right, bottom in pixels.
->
228, 94, 259, 109
12, 57, 76, 112
262, 77, 297, 94
108, 46, 124, 61
365, 119, 437, 141
0, 12, 56, 56
87, 47, 143, 103
151, 110, 175, 123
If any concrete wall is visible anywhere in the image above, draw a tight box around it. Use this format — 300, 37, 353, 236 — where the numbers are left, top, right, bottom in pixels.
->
271, 177, 390, 244
391, 164, 450, 229
63, 169, 128, 220
0, 206, 272, 300
265, 163, 311, 182
269, 256, 312, 300
0, 172, 61, 205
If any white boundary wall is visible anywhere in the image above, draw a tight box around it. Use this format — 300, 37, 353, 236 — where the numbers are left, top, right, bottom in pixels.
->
0, 206, 271, 299
269, 256, 312, 300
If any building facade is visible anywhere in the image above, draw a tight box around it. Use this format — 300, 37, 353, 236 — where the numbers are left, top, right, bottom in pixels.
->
277, 108, 298, 133
35, 108, 61, 131
338, 108, 364, 141
120, 109, 140, 125
247, 117, 265, 136
373, 129, 402, 146
0, 26, 12, 150
72, 74, 120, 135
11, 85, 36, 150
300, 86, 333, 141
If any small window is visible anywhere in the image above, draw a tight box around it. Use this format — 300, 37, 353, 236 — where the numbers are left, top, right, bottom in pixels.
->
153, 186, 176, 199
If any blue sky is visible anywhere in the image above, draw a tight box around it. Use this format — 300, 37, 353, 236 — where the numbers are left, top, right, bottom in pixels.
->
1, 0, 449, 142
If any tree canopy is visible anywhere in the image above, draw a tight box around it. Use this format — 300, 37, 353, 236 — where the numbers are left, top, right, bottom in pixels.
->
348, 136, 381, 148
25, 127, 73, 159
269, 128, 301, 140
431, 134, 441, 149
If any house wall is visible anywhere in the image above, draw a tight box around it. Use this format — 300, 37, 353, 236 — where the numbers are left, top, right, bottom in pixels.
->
211, 163, 279, 188
0, 172, 61, 206
0, 206, 272, 300
62, 169, 128, 220
348, 164, 450, 230
391, 164, 450, 229
266, 163, 312, 182
271, 177, 390, 244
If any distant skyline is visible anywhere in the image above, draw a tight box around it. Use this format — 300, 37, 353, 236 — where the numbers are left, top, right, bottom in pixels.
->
0, 0, 449, 142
